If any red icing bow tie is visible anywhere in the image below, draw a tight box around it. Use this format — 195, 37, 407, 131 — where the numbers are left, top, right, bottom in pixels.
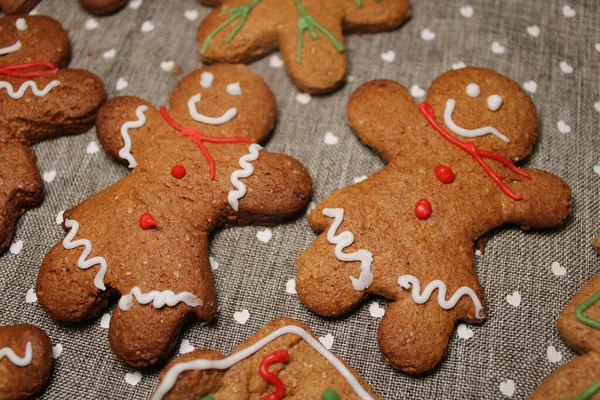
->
418, 102, 531, 201
0, 61, 59, 78
159, 106, 254, 180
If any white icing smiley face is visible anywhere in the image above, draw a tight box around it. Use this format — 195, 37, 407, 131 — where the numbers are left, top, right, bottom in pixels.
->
187, 72, 242, 125
0, 18, 27, 56
444, 82, 509, 142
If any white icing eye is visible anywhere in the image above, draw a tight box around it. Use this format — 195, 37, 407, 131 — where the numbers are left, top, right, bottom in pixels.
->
487, 94, 503, 111
226, 82, 242, 96
466, 83, 481, 98
200, 72, 214, 88
16, 18, 27, 31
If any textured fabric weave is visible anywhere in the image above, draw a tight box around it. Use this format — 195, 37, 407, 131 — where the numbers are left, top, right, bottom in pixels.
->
1, 0, 599, 399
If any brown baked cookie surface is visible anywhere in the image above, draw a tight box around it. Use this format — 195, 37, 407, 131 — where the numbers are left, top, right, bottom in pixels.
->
0, 15, 106, 252
295, 67, 572, 374
0, 324, 53, 400
79, 0, 128, 15
151, 317, 381, 400
196, 0, 410, 93
530, 234, 600, 400
36, 64, 312, 368
0, 0, 39, 14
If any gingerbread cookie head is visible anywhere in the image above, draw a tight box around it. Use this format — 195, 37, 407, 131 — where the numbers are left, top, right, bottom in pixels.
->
36, 64, 311, 368
151, 318, 381, 400
196, 0, 410, 93
0, 324, 53, 400
296, 66, 571, 374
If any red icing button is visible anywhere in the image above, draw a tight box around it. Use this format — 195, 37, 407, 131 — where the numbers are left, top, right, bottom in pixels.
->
171, 164, 186, 179
415, 199, 432, 220
435, 165, 455, 184
139, 213, 159, 230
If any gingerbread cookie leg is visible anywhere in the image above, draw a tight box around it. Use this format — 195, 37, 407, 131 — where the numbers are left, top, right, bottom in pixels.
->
0, 139, 42, 250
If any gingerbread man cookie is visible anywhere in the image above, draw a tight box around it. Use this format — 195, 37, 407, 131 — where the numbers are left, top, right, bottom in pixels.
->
530, 234, 600, 399
0, 0, 37, 14
0, 324, 53, 400
0, 0, 127, 15
152, 317, 381, 400
0, 15, 105, 252
295, 67, 572, 374
197, 0, 410, 93
36, 64, 312, 368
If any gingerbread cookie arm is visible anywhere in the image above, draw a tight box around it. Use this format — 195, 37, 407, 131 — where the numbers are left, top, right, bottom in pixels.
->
0, 139, 42, 250
499, 169, 571, 229
341, 0, 410, 33
530, 353, 600, 400
79, 0, 128, 15
1, 70, 105, 143
0, 324, 53, 400
593, 231, 600, 253
347, 79, 423, 161
0, 0, 39, 14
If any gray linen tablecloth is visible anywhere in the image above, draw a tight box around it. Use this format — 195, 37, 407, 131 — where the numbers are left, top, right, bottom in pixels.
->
1, 0, 599, 398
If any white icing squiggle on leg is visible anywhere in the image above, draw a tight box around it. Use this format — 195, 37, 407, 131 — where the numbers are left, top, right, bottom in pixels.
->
444, 99, 509, 142
0, 80, 60, 99
0, 342, 32, 366
118, 287, 203, 311
0, 41, 22, 55
187, 94, 237, 125
62, 219, 108, 291
227, 144, 263, 211
324, 208, 374, 291
118, 105, 148, 168
398, 274, 484, 319
151, 325, 374, 400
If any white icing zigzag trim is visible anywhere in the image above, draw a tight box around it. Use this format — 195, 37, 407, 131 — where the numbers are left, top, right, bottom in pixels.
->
151, 325, 374, 400
324, 208, 374, 291
398, 274, 484, 319
62, 219, 108, 291
118, 105, 148, 168
0, 40, 22, 55
187, 94, 237, 125
444, 99, 509, 142
0, 80, 60, 99
0, 342, 32, 367
118, 286, 203, 311
227, 144, 263, 212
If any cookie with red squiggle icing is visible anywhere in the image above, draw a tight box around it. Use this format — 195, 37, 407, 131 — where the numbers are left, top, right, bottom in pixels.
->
0, 15, 105, 252
151, 318, 381, 400
36, 64, 312, 368
196, 0, 410, 93
295, 66, 572, 374
0, 324, 53, 400
530, 234, 600, 399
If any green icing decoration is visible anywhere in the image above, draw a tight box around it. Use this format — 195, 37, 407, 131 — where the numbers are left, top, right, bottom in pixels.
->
355, 0, 382, 8
295, 0, 345, 63
200, 0, 261, 54
198, 396, 216, 400
574, 380, 600, 400
322, 389, 340, 400
575, 289, 600, 330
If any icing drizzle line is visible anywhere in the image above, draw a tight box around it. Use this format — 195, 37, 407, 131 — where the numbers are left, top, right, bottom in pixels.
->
151, 325, 375, 400
398, 275, 484, 319
62, 219, 108, 291
258, 350, 289, 400
0, 80, 60, 99
0, 62, 59, 78
0, 342, 32, 367
355, 0, 382, 8
228, 143, 263, 211
575, 289, 600, 330
295, 0, 345, 63
119, 105, 148, 168
119, 287, 202, 311
574, 380, 600, 400
159, 107, 254, 180
324, 208, 374, 291
419, 102, 531, 201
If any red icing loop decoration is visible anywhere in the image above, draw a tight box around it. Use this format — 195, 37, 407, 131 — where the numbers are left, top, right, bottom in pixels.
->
171, 164, 186, 179
139, 213, 159, 230
0, 62, 59, 78
415, 199, 432, 220
159, 107, 254, 180
258, 349, 289, 400
435, 165, 455, 184
418, 102, 531, 201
